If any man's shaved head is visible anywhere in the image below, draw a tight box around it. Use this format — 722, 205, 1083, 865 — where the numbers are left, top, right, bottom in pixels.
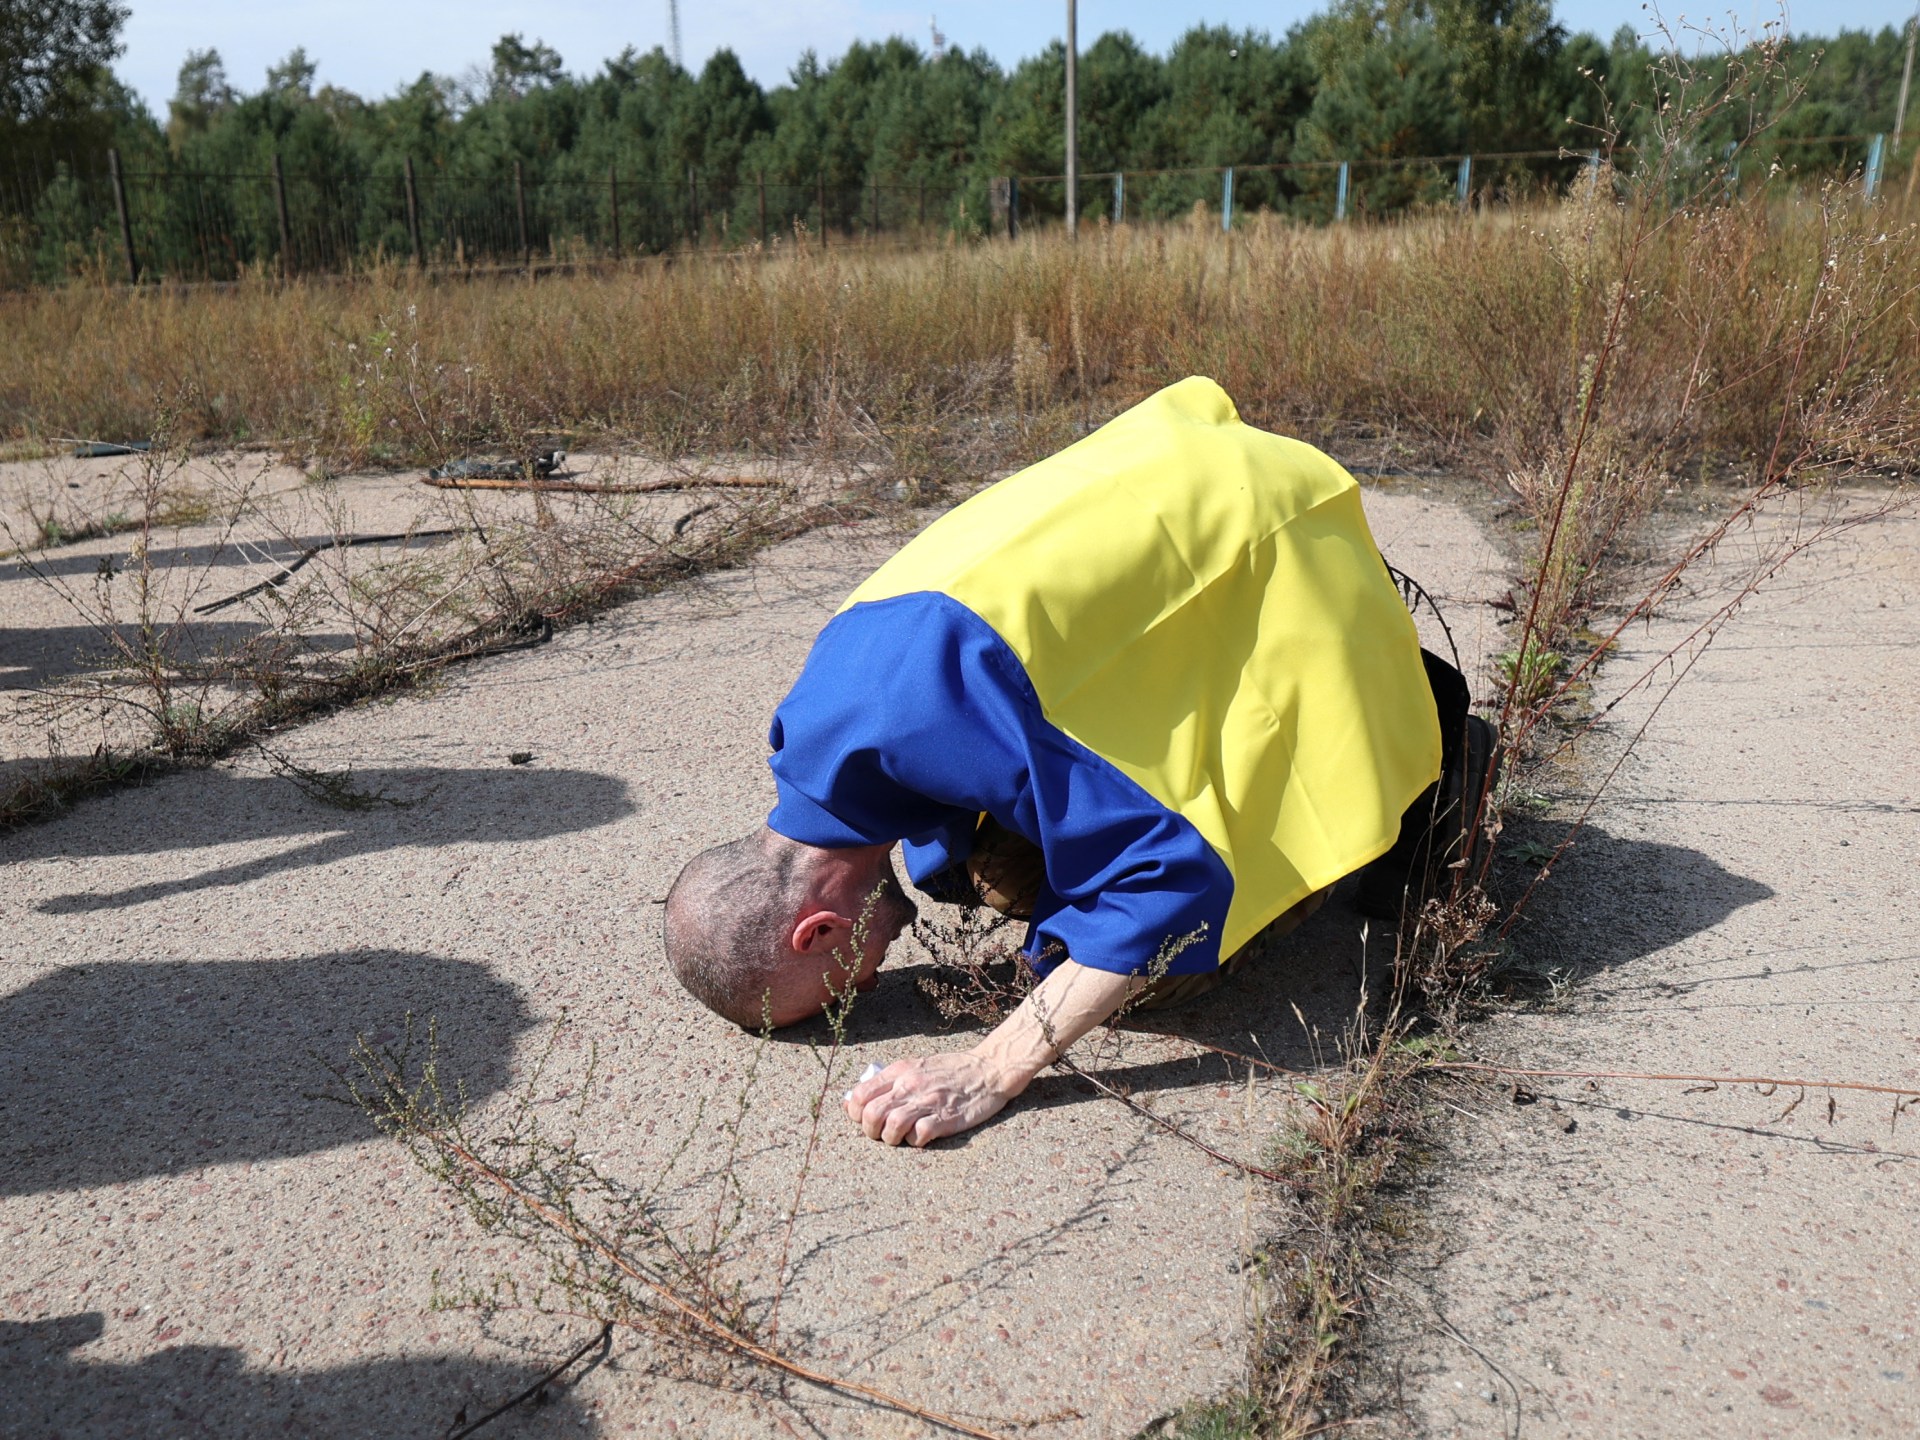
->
664, 829, 919, 1029
663, 831, 819, 1028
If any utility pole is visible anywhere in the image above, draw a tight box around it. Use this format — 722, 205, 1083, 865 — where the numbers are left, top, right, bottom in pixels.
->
667, 0, 683, 69
1064, 0, 1078, 239
1895, 3, 1917, 150
107, 147, 139, 284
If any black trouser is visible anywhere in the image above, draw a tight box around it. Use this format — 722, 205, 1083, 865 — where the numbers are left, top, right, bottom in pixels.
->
1353, 647, 1484, 918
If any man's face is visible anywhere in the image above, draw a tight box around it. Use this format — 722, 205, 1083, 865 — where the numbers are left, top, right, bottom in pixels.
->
774, 847, 918, 1025
845, 852, 918, 986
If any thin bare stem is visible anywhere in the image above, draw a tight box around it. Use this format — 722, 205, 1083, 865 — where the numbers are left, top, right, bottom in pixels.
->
437, 1133, 1013, 1440
1430, 1062, 1920, 1099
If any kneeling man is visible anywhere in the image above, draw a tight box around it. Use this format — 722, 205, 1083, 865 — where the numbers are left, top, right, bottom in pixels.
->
664, 377, 1485, 1147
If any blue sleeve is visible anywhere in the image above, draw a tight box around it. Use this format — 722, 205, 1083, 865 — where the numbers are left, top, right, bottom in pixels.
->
767, 594, 1232, 978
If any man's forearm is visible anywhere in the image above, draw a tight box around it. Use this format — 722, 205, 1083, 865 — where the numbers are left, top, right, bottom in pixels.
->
843, 958, 1147, 1145
970, 959, 1142, 1092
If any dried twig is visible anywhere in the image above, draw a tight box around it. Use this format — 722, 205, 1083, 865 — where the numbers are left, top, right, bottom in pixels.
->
1054, 1056, 1306, 1189
444, 1322, 612, 1439
1429, 1061, 1920, 1099
193, 527, 473, 614
436, 1134, 1012, 1440
421, 475, 779, 494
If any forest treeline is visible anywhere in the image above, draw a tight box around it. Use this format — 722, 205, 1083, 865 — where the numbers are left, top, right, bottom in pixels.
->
5, 0, 1916, 260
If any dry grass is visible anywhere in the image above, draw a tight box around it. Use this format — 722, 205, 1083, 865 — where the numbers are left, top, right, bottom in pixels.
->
2, 195, 1913, 484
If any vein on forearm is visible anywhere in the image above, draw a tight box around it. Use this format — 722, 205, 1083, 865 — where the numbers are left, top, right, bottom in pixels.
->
973, 959, 1141, 1087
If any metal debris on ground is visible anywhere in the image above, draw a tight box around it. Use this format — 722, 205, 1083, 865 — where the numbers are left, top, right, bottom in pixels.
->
428, 451, 568, 483
422, 459, 781, 497
69, 441, 153, 457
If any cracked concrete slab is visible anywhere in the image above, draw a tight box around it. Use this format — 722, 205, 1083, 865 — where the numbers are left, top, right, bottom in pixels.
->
1377, 491, 1919, 1438
0, 481, 1504, 1438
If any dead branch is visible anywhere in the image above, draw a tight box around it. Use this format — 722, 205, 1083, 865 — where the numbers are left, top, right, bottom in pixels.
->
1429, 1061, 1920, 1099
193, 527, 474, 614
421, 475, 780, 495
436, 1133, 1012, 1440
446, 1322, 612, 1439
1054, 1056, 1307, 1190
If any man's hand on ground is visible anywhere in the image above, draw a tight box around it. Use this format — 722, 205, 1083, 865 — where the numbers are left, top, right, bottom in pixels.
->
843, 1052, 1021, 1147
842, 959, 1143, 1147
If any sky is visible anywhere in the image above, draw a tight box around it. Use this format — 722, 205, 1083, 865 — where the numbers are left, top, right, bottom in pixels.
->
113, 0, 1920, 116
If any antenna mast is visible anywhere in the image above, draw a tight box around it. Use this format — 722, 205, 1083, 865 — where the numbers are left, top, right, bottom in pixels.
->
931, 15, 947, 60
668, 0, 684, 68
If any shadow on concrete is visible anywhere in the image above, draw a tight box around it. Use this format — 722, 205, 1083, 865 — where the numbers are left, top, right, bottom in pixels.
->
0, 532, 459, 584
0, 621, 353, 691
779, 875, 1383, 1081
1494, 821, 1776, 976
0, 1313, 596, 1438
13, 765, 634, 913
786, 826, 1773, 1105
0, 951, 533, 1196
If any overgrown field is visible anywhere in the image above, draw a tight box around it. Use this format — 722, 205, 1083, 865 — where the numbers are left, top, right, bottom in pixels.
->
4, 182, 1918, 1437
5, 189, 1916, 485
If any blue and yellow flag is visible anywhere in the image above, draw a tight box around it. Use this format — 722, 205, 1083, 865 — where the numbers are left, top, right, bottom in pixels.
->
768, 377, 1440, 977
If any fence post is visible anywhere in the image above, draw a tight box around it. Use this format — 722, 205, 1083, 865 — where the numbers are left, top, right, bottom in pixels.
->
1456, 154, 1472, 207
1587, 148, 1602, 198
513, 160, 530, 269
1335, 161, 1349, 222
1863, 133, 1886, 200
272, 152, 294, 275
817, 173, 828, 244
107, 147, 139, 284
687, 166, 699, 245
403, 155, 425, 267
608, 166, 622, 261
1009, 175, 1019, 238
758, 171, 768, 243
1113, 171, 1123, 222
1221, 167, 1233, 231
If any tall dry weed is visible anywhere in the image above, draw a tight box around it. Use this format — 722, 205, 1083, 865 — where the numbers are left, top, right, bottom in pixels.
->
4, 192, 1914, 484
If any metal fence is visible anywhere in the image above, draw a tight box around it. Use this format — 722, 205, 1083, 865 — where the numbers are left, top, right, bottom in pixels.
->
4, 130, 1910, 287
1001, 133, 1912, 234
0, 156, 974, 287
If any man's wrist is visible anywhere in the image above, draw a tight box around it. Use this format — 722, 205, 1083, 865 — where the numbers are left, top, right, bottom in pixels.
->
968, 1035, 1047, 1097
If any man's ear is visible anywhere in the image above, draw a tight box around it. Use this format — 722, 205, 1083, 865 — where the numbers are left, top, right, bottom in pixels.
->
790, 908, 853, 956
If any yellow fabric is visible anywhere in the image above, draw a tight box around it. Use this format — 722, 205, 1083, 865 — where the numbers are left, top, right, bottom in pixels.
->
844, 376, 1441, 959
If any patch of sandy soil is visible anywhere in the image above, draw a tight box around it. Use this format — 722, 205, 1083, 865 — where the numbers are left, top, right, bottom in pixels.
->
1372, 491, 1919, 1436
0, 484, 1503, 1438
